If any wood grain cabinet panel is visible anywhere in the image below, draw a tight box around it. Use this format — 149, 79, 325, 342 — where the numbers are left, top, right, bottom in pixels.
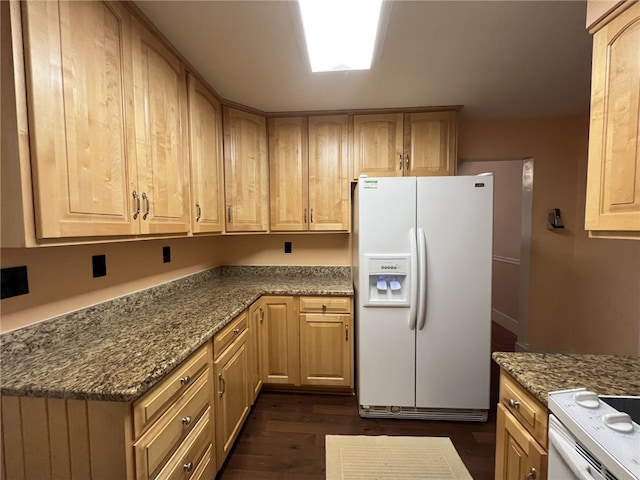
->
131, 16, 190, 235
249, 299, 265, 404
585, 1, 640, 238
352, 111, 457, 179
187, 74, 225, 234
223, 107, 269, 232
260, 296, 300, 385
308, 115, 351, 231
20, 1, 138, 239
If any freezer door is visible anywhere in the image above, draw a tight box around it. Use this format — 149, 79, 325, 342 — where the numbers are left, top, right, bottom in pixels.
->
415, 175, 493, 410
356, 177, 417, 408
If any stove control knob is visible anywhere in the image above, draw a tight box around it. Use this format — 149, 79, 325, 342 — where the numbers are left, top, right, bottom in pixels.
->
574, 390, 600, 408
602, 412, 634, 433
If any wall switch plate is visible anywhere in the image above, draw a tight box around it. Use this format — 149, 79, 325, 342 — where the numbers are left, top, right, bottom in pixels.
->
92, 255, 106, 278
1, 266, 29, 299
163, 246, 171, 263
284, 241, 292, 254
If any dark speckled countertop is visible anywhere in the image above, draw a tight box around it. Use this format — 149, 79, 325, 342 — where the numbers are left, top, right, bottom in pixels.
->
492, 352, 640, 406
0, 266, 352, 402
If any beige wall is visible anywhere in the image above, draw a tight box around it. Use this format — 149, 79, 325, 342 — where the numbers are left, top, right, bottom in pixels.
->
459, 116, 640, 355
0, 233, 350, 333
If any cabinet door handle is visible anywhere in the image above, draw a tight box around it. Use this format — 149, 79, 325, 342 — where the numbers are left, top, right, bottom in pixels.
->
310, 208, 314, 223
524, 467, 536, 480
345, 324, 349, 341
195, 202, 201, 222
183, 462, 193, 472
227, 206, 232, 223
180, 375, 191, 385
182, 415, 191, 426
259, 306, 264, 322
132, 191, 140, 219
218, 373, 226, 398
142, 192, 150, 220
508, 398, 520, 409
304, 208, 307, 223
405, 154, 410, 170
399, 154, 403, 170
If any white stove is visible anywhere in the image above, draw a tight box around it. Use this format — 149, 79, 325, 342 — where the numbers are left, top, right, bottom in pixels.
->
548, 388, 640, 480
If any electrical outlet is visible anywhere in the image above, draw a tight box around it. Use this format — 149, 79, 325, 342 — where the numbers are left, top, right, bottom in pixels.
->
1, 266, 29, 299
92, 255, 106, 278
163, 246, 171, 263
284, 241, 292, 254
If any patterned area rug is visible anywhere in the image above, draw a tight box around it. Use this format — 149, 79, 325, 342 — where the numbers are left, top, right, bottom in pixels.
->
325, 435, 474, 480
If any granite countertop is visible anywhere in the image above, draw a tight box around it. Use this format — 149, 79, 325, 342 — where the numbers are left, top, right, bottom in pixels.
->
492, 352, 640, 406
0, 266, 352, 402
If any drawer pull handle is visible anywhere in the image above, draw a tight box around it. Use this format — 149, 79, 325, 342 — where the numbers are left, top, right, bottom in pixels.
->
182, 416, 191, 426
219, 373, 226, 398
508, 398, 520, 409
524, 467, 536, 480
180, 376, 191, 385
132, 191, 141, 219
233, 328, 240, 334
184, 462, 193, 472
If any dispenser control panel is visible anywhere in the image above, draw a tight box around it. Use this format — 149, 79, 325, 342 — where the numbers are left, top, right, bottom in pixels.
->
363, 255, 410, 307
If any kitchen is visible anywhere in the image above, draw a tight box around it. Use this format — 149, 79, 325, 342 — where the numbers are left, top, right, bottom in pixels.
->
1, 1, 639, 480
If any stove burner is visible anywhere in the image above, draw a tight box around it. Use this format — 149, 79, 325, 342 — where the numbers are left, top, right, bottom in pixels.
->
600, 396, 640, 425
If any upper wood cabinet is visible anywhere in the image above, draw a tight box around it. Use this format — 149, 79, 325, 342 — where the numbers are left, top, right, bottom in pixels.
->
187, 74, 225, 234
20, 1, 138, 239
585, 1, 640, 238
307, 115, 351, 231
269, 117, 309, 231
131, 16, 190, 235
352, 111, 457, 179
17, 2, 190, 241
269, 115, 350, 232
223, 107, 269, 232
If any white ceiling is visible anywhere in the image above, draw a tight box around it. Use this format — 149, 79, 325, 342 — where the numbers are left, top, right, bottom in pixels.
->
135, 0, 593, 119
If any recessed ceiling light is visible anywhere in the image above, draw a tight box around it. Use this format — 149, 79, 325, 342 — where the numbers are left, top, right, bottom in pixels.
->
298, 0, 383, 73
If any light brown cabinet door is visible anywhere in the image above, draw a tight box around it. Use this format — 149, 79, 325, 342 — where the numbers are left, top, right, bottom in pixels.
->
269, 117, 308, 231
585, 2, 640, 235
261, 296, 299, 385
213, 328, 250, 470
248, 299, 264, 404
22, 1, 138, 239
131, 17, 190, 235
352, 113, 404, 178
404, 111, 457, 176
223, 107, 269, 232
495, 403, 547, 480
299, 313, 353, 387
187, 74, 224, 234
308, 115, 350, 231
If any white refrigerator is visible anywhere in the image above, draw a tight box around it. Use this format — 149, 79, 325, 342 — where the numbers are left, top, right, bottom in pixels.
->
352, 175, 493, 421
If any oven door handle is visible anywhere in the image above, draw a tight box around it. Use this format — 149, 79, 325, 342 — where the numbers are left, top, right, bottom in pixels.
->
549, 419, 603, 480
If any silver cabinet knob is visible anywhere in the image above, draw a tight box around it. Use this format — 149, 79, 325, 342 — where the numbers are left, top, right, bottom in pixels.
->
233, 328, 240, 334
182, 416, 191, 426
180, 376, 191, 385
184, 462, 193, 472
524, 467, 536, 480
508, 398, 520, 409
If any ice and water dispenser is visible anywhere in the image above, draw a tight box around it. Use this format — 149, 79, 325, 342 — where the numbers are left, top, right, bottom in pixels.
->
362, 255, 410, 306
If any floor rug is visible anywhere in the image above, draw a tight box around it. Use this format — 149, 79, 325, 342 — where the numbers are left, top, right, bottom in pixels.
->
325, 435, 474, 480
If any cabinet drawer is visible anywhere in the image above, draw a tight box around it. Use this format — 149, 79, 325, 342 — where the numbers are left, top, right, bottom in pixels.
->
135, 372, 211, 479
153, 408, 213, 480
499, 372, 548, 447
134, 342, 211, 437
299, 296, 351, 313
214, 311, 248, 359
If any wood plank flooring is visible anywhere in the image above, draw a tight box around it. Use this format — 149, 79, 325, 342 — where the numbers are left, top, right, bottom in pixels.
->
216, 392, 497, 480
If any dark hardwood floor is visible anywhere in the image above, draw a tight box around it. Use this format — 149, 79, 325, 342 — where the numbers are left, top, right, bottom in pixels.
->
216, 391, 497, 480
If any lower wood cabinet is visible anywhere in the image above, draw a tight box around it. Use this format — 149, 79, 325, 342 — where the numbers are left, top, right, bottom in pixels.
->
260, 295, 354, 389
212, 310, 251, 470
494, 371, 548, 480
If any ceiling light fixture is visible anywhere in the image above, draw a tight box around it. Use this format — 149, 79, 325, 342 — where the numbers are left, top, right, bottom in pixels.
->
298, 0, 383, 73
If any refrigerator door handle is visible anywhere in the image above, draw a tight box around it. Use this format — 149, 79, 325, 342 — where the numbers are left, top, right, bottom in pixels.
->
408, 227, 418, 330
417, 227, 427, 330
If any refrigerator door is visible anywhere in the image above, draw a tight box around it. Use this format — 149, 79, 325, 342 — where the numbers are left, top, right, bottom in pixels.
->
356, 177, 417, 408
415, 175, 493, 410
